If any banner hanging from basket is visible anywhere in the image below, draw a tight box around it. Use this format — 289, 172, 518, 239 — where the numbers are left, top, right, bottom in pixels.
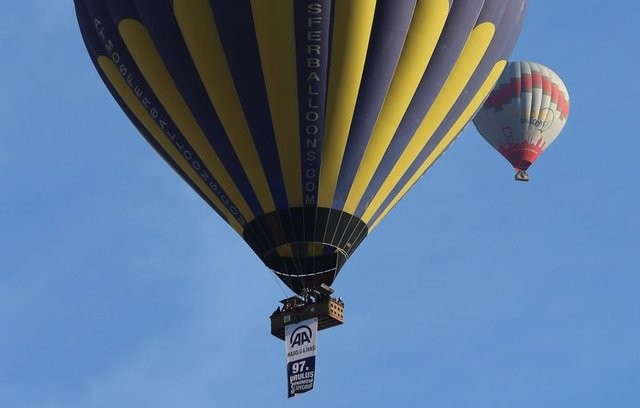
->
285, 318, 317, 398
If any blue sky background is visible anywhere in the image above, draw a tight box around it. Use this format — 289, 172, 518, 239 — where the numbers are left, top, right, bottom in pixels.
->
1, 1, 638, 407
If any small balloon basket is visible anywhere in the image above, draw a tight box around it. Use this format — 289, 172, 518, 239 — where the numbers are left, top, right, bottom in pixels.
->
515, 170, 530, 182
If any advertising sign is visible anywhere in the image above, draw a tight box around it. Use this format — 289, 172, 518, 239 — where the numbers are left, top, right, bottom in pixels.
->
284, 318, 317, 398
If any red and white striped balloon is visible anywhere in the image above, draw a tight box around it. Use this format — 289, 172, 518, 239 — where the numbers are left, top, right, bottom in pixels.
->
473, 61, 569, 180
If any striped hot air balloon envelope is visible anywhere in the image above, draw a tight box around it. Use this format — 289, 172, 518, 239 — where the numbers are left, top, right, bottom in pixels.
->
75, 0, 527, 294
473, 61, 570, 181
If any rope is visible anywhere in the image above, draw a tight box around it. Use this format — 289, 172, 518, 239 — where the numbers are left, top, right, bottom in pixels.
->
269, 266, 293, 300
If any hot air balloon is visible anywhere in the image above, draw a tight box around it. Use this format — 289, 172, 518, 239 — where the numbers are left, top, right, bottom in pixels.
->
473, 60, 569, 181
74, 0, 527, 323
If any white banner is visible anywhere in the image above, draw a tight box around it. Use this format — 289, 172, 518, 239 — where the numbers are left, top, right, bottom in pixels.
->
284, 318, 317, 398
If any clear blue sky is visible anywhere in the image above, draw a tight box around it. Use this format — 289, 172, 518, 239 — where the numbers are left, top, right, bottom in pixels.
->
1, 1, 638, 407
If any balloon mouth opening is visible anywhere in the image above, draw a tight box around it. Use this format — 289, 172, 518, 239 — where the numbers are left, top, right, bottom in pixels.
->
500, 141, 544, 171
264, 242, 348, 294
512, 160, 532, 172
241, 207, 369, 293
263, 242, 348, 275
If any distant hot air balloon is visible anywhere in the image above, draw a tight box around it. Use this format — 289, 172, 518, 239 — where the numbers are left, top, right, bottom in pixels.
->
74, 0, 527, 295
473, 60, 569, 181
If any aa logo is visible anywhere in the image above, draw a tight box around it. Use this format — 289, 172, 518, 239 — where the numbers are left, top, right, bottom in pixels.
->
290, 325, 313, 347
